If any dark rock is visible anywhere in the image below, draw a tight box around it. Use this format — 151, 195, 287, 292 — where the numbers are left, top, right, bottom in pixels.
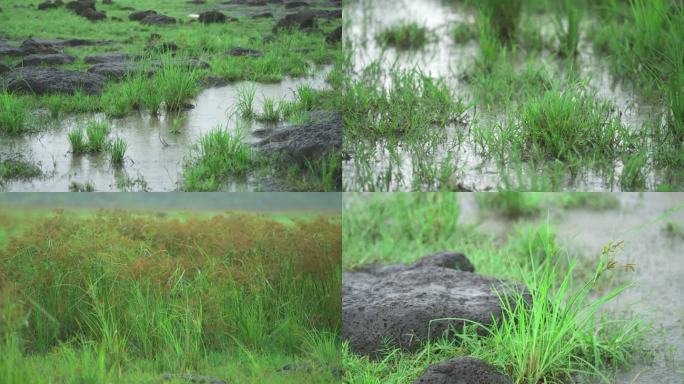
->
2, 67, 106, 95
0, 63, 10, 75
37, 0, 63, 10
326, 25, 341, 43
252, 12, 273, 19
19, 53, 75, 66
103, 0, 113, 4
128, 10, 156, 21
284, 1, 309, 8
140, 13, 176, 25
227, 47, 263, 57
254, 110, 342, 166
88, 59, 208, 80
0, 41, 24, 57
229, 0, 267, 5
413, 357, 513, 384
198, 10, 226, 23
314, 9, 341, 19
25, 38, 110, 48
187, 0, 206, 3
20, 38, 59, 55
272, 9, 316, 33
119, 6, 135, 11
83, 52, 132, 64
65, 0, 104, 20
342, 253, 529, 356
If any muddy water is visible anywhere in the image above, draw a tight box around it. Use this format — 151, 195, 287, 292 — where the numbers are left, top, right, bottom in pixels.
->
460, 193, 684, 383
0, 69, 329, 192
344, 0, 664, 192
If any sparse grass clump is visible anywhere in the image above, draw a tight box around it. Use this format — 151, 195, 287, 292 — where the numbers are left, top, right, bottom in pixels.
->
68, 181, 95, 192
0, 90, 27, 135
256, 98, 281, 123
478, 0, 523, 42
109, 138, 128, 166
377, 22, 432, 50
182, 127, 252, 191
237, 84, 257, 119
85, 120, 109, 153
519, 88, 626, 162
68, 129, 87, 154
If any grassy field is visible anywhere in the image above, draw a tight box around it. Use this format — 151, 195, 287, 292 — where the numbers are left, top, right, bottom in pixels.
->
343, 0, 684, 191
0, 207, 342, 383
342, 193, 648, 383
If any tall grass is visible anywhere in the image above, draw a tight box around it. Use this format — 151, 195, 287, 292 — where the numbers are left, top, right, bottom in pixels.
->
0, 210, 341, 382
477, 0, 523, 41
256, 98, 281, 123
0, 90, 26, 135
555, 0, 582, 57
156, 64, 200, 112
68, 128, 87, 154
182, 126, 252, 191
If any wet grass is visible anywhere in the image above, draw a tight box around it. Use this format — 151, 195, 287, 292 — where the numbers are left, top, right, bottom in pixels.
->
0, 209, 341, 383
182, 127, 252, 191
85, 120, 109, 152
342, 193, 645, 383
376, 22, 432, 50
345, 0, 684, 191
256, 98, 281, 124
109, 137, 128, 166
237, 84, 257, 119
477, 192, 621, 218
0, 90, 27, 135
157, 64, 200, 112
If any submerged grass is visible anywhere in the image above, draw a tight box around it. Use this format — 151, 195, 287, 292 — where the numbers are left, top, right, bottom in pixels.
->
376, 22, 432, 50
0, 155, 41, 183
109, 137, 128, 166
0, 209, 341, 383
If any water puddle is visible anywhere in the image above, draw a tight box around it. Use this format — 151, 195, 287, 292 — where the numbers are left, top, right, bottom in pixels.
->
459, 193, 684, 383
344, 0, 666, 191
0, 68, 330, 191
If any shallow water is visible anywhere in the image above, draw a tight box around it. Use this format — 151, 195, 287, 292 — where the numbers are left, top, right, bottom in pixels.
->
0, 69, 329, 192
460, 193, 684, 383
343, 0, 665, 191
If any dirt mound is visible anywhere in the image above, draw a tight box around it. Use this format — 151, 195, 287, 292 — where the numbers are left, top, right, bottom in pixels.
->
19, 53, 75, 66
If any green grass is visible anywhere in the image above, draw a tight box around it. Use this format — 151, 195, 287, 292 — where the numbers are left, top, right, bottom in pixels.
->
109, 137, 128, 166
156, 63, 200, 112
0, 0, 341, 116
0, 209, 341, 383
663, 221, 684, 239
342, 193, 645, 383
376, 22, 432, 50
477, 0, 523, 41
554, 0, 582, 57
182, 127, 252, 191
237, 84, 257, 119
257, 98, 281, 124
68, 181, 95, 192
0, 90, 27, 135
68, 128, 87, 154
85, 120, 110, 153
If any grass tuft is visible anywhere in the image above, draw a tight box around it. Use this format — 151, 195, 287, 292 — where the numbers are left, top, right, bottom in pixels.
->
376, 22, 432, 50
109, 138, 128, 166
0, 90, 27, 135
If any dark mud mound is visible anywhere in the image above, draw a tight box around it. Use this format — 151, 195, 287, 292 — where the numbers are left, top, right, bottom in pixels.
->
326, 25, 341, 43
83, 52, 133, 64
254, 110, 342, 165
2, 67, 106, 95
198, 10, 227, 23
65, 0, 106, 21
414, 357, 513, 384
342, 252, 529, 356
19, 53, 75, 66
272, 9, 316, 32
87, 59, 209, 80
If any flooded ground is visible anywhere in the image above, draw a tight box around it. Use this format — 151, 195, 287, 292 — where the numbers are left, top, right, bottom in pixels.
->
460, 193, 684, 383
343, 0, 669, 191
0, 69, 329, 192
